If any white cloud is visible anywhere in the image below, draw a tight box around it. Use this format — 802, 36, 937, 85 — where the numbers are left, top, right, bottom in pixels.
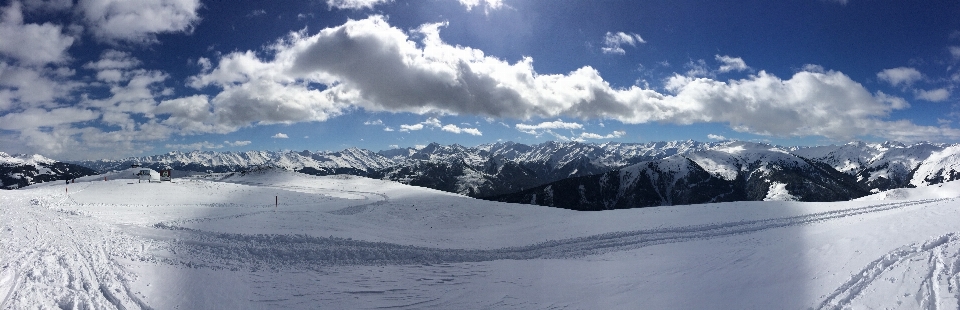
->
326, 0, 391, 10
388, 144, 399, 149
684, 59, 711, 78
423, 117, 442, 127
10, 119, 174, 159
801, 64, 826, 73
83, 50, 141, 70
82, 69, 169, 116
363, 119, 383, 125
707, 134, 727, 140
154, 95, 231, 134
0, 1, 75, 65
181, 15, 960, 143
0, 107, 99, 130
441, 124, 482, 135
950, 46, 960, 60
877, 67, 923, 87
399, 123, 424, 131
226, 140, 251, 146
78, 0, 201, 43
399, 117, 443, 132
457, 0, 504, 14
0, 62, 81, 111
715, 55, 749, 73
515, 120, 583, 134
916, 88, 951, 102
580, 130, 624, 140
383, 127, 395, 132
601, 31, 645, 55
271, 132, 288, 139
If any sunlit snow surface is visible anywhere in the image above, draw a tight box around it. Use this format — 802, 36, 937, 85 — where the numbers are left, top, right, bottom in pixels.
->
2, 170, 960, 309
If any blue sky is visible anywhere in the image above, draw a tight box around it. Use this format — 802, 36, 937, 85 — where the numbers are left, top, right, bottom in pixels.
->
1, 0, 959, 160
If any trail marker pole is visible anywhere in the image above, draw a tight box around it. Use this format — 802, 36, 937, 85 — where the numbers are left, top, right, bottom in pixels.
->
275, 196, 278, 208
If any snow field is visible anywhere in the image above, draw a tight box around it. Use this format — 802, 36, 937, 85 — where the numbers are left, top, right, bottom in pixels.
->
3, 170, 960, 309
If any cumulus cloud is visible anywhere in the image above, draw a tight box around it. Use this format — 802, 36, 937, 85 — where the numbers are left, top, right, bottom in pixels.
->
399, 123, 424, 131
515, 120, 583, 134
398, 117, 440, 132
0, 62, 81, 111
83, 50, 141, 71
326, 0, 391, 10
363, 119, 383, 125
916, 88, 950, 102
78, 0, 201, 43
457, 0, 504, 14
271, 132, 288, 139
877, 67, 923, 87
226, 140, 251, 146
179, 15, 960, 144
0, 1, 74, 65
0, 107, 99, 130
715, 55, 749, 73
441, 123, 482, 135
707, 134, 727, 140
579, 130, 624, 140
601, 31, 645, 55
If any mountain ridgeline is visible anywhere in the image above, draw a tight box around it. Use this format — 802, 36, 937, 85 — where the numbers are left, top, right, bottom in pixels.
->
6, 140, 960, 210
0, 153, 98, 189
488, 144, 870, 210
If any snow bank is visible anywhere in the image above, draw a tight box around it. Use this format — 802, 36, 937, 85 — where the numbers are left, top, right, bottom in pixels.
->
856, 179, 960, 201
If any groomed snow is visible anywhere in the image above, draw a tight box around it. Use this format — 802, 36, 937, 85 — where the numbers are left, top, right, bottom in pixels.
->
2, 171, 960, 309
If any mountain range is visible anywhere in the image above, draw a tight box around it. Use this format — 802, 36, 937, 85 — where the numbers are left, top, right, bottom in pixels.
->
0, 152, 97, 189
4, 140, 960, 209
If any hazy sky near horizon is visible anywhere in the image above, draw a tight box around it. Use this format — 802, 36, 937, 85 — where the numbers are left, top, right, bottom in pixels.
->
1, 0, 960, 160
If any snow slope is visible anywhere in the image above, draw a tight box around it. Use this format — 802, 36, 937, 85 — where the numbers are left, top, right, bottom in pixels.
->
2, 170, 960, 309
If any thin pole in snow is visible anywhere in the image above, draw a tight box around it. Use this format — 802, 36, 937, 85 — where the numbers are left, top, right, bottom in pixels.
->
276, 196, 278, 208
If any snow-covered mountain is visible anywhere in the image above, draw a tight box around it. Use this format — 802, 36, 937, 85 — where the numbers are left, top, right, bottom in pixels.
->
0, 152, 98, 189
73, 148, 396, 176
791, 141, 960, 191
490, 141, 870, 210
70, 140, 711, 197
370, 140, 711, 197
53, 140, 960, 207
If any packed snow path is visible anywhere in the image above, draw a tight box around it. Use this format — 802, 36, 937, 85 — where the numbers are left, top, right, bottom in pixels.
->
148, 198, 951, 268
3, 172, 960, 309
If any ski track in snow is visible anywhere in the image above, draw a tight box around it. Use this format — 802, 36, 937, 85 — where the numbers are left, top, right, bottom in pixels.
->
1, 187, 157, 310
816, 233, 960, 310
147, 190, 950, 268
